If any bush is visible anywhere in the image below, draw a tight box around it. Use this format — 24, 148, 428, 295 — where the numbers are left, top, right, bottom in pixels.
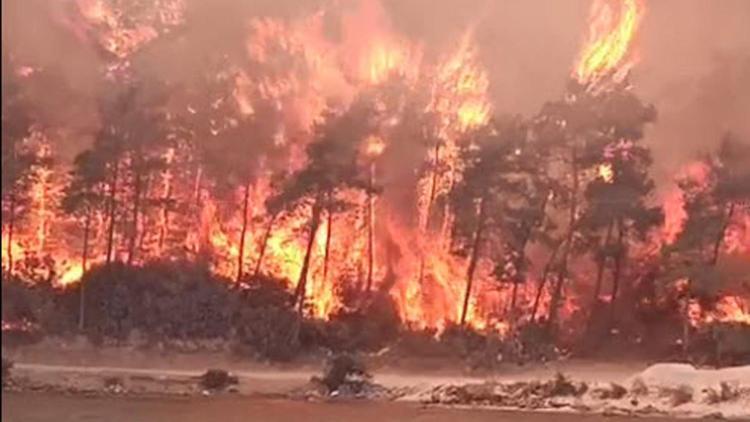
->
199, 369, 238, 391
80, 261, 234, 343
2, 276, 69, 344
320, 353, 369, 393
321, 294, 401, 353
232, 275, 302, 361
687, 322, 750, 367
2, 357, 12, 386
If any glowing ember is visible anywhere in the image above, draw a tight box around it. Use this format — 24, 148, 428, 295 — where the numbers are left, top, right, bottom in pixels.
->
364, 136, 386, 158
598, 163, 614, 183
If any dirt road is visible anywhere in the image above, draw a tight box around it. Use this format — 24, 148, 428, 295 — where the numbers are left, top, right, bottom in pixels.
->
2, 393, 689, 422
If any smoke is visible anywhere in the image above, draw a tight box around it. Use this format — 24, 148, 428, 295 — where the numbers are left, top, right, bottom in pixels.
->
2, 0, 749, 177
636, 0, 750, 181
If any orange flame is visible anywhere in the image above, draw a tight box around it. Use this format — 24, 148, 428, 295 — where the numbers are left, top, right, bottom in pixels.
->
574, 0, 645, 85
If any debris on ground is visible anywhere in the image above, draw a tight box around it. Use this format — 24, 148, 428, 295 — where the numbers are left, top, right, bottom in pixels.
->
294, 353, 394, 400
659, 384, 694, 407
320, 353, 370, 393
198, 369, 239, 392
423, 372, 589, 410
103, 376, 125, 394
590, 382, 628, 400
416, 364, 750, 419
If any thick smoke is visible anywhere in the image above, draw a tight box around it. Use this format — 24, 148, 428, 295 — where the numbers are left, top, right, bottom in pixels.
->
2, 0, 749, 177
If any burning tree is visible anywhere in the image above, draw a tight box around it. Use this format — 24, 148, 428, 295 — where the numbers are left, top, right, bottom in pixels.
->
577, 87, 662, 323
451, 118, 552, 327
663, 135, 750, 318
268, 100, 378, 312
1, 56, 35, 275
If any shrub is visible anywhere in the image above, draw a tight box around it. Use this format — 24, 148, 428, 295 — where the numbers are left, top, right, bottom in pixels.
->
232, 274, 302, 361
199, 369, 238, 391
80, 261, 234, 343
2, 357, 12, 386
321, 294, 401, 352
320, 353, 369, 393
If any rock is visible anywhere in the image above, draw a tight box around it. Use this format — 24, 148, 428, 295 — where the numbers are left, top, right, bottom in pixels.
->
321, 353, 369, 393
630, 377, 649, 396
590, 382, 628, 400
659, 385, 694, 407
103, 376, 125, 394
198, 369, 239, 391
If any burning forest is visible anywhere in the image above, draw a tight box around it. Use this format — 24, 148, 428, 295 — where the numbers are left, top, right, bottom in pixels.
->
2, 0, 749, 365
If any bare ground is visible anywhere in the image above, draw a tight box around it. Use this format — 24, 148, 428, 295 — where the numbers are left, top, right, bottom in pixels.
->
1, 393, 695, 422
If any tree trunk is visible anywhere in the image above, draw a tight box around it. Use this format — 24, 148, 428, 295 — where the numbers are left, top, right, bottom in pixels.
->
366, 187, 375, 293
294, 201, 322, 312
158, 182, 173, 253
510, 281, 520, 317
127, 170, 143, 266
79, 210, 92, 331
417, 142, 442, 286
460, 196, 487, 326
5, 191, 17, 274
710, 202, 736, 266
510, 216, 536, 318
592, 220, 615, 303
253, 213, 277, 278
530, 239, 564, 322
547, 147, 579, 329
193, 167, 203, 208
681, 289, 691, 358
105, 161, 120, 264
609, 219, 626, 319
323, 206, 333, 283
236, 182, 252, 283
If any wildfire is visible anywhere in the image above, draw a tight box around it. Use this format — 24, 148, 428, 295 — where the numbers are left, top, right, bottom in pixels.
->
9, 0, 743, 341
574, 0, 645, 86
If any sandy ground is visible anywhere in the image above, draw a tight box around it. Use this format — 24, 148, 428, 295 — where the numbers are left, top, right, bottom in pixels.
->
1, 393, 695, 422
5, 344, 745, 420
5, 360, 651, 399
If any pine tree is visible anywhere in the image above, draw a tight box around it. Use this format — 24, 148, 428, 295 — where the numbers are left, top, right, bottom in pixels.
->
269, 101, 377, 312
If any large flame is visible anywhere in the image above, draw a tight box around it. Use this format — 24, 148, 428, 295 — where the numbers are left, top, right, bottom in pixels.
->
574, 0, 645, 85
